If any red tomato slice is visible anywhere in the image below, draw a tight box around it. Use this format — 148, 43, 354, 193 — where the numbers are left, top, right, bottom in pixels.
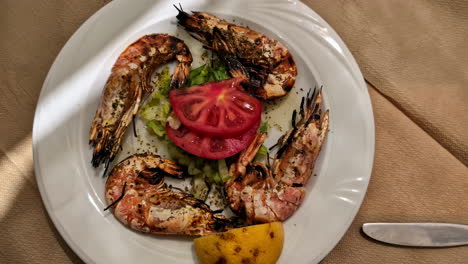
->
166, 121, 260, 159
169, 78, 262, 136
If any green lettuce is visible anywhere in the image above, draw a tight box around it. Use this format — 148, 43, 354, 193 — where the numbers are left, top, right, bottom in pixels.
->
141, 62, 234, 197
186, 60, 231, 87
140, 67, 172, 137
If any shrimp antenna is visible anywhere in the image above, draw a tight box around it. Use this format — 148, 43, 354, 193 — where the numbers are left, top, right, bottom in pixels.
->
299, 97, 305, 118
132, 117, 138, 138
170, 185, 188, 194
266, 151, 271, 169
173, 4, 182, 12
103, 183, 127, 211
304, 85, 323, 127
102, 158, 110, 178
307, 87, 316, 107
173, 3, 186, 13
311, 86, 322, 115
268, 143, 278, 150
291, 109, 297, 128
315, 85, 323, 113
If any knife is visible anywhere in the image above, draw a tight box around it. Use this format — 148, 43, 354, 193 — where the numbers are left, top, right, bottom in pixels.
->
362, 223, 468, 247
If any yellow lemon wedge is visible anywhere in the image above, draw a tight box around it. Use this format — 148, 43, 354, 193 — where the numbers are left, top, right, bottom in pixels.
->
194, 222, 284, 264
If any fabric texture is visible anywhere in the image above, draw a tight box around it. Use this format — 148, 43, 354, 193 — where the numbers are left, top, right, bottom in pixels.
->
0, 0, 466, 263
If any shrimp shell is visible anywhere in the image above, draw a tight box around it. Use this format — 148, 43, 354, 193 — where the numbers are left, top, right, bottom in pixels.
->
105, 153, 232, 236
89, 34, 192, 168
225, 89, 329, 224
175, 8, 297, 100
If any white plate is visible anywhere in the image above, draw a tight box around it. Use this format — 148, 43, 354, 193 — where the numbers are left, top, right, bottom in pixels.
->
33, 0, 374, 263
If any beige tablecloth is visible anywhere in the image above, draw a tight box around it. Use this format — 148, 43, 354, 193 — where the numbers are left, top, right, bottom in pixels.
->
1, 0, 467, 263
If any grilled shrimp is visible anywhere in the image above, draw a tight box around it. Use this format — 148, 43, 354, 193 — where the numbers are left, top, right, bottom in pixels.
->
175, 7, 297, 100
90, 34, 192, 167
225, 89, 329, 224
105, 153, 232, 236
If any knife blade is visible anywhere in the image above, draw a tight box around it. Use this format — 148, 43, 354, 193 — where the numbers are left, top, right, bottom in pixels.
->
362, 223, 468, 247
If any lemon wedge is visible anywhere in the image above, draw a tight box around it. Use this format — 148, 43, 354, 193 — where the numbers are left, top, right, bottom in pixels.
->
194, 222, 284, 264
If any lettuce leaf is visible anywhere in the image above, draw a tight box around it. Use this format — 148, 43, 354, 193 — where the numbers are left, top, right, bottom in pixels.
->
186, 60, 231, 86
260, 121, 269, 133
146, 120, 165, 137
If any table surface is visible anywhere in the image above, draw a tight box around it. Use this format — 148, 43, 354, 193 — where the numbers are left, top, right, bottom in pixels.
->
1, 0, 467, 263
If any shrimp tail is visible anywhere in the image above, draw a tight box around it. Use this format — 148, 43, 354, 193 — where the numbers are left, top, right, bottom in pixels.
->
90, 129, 111, 167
